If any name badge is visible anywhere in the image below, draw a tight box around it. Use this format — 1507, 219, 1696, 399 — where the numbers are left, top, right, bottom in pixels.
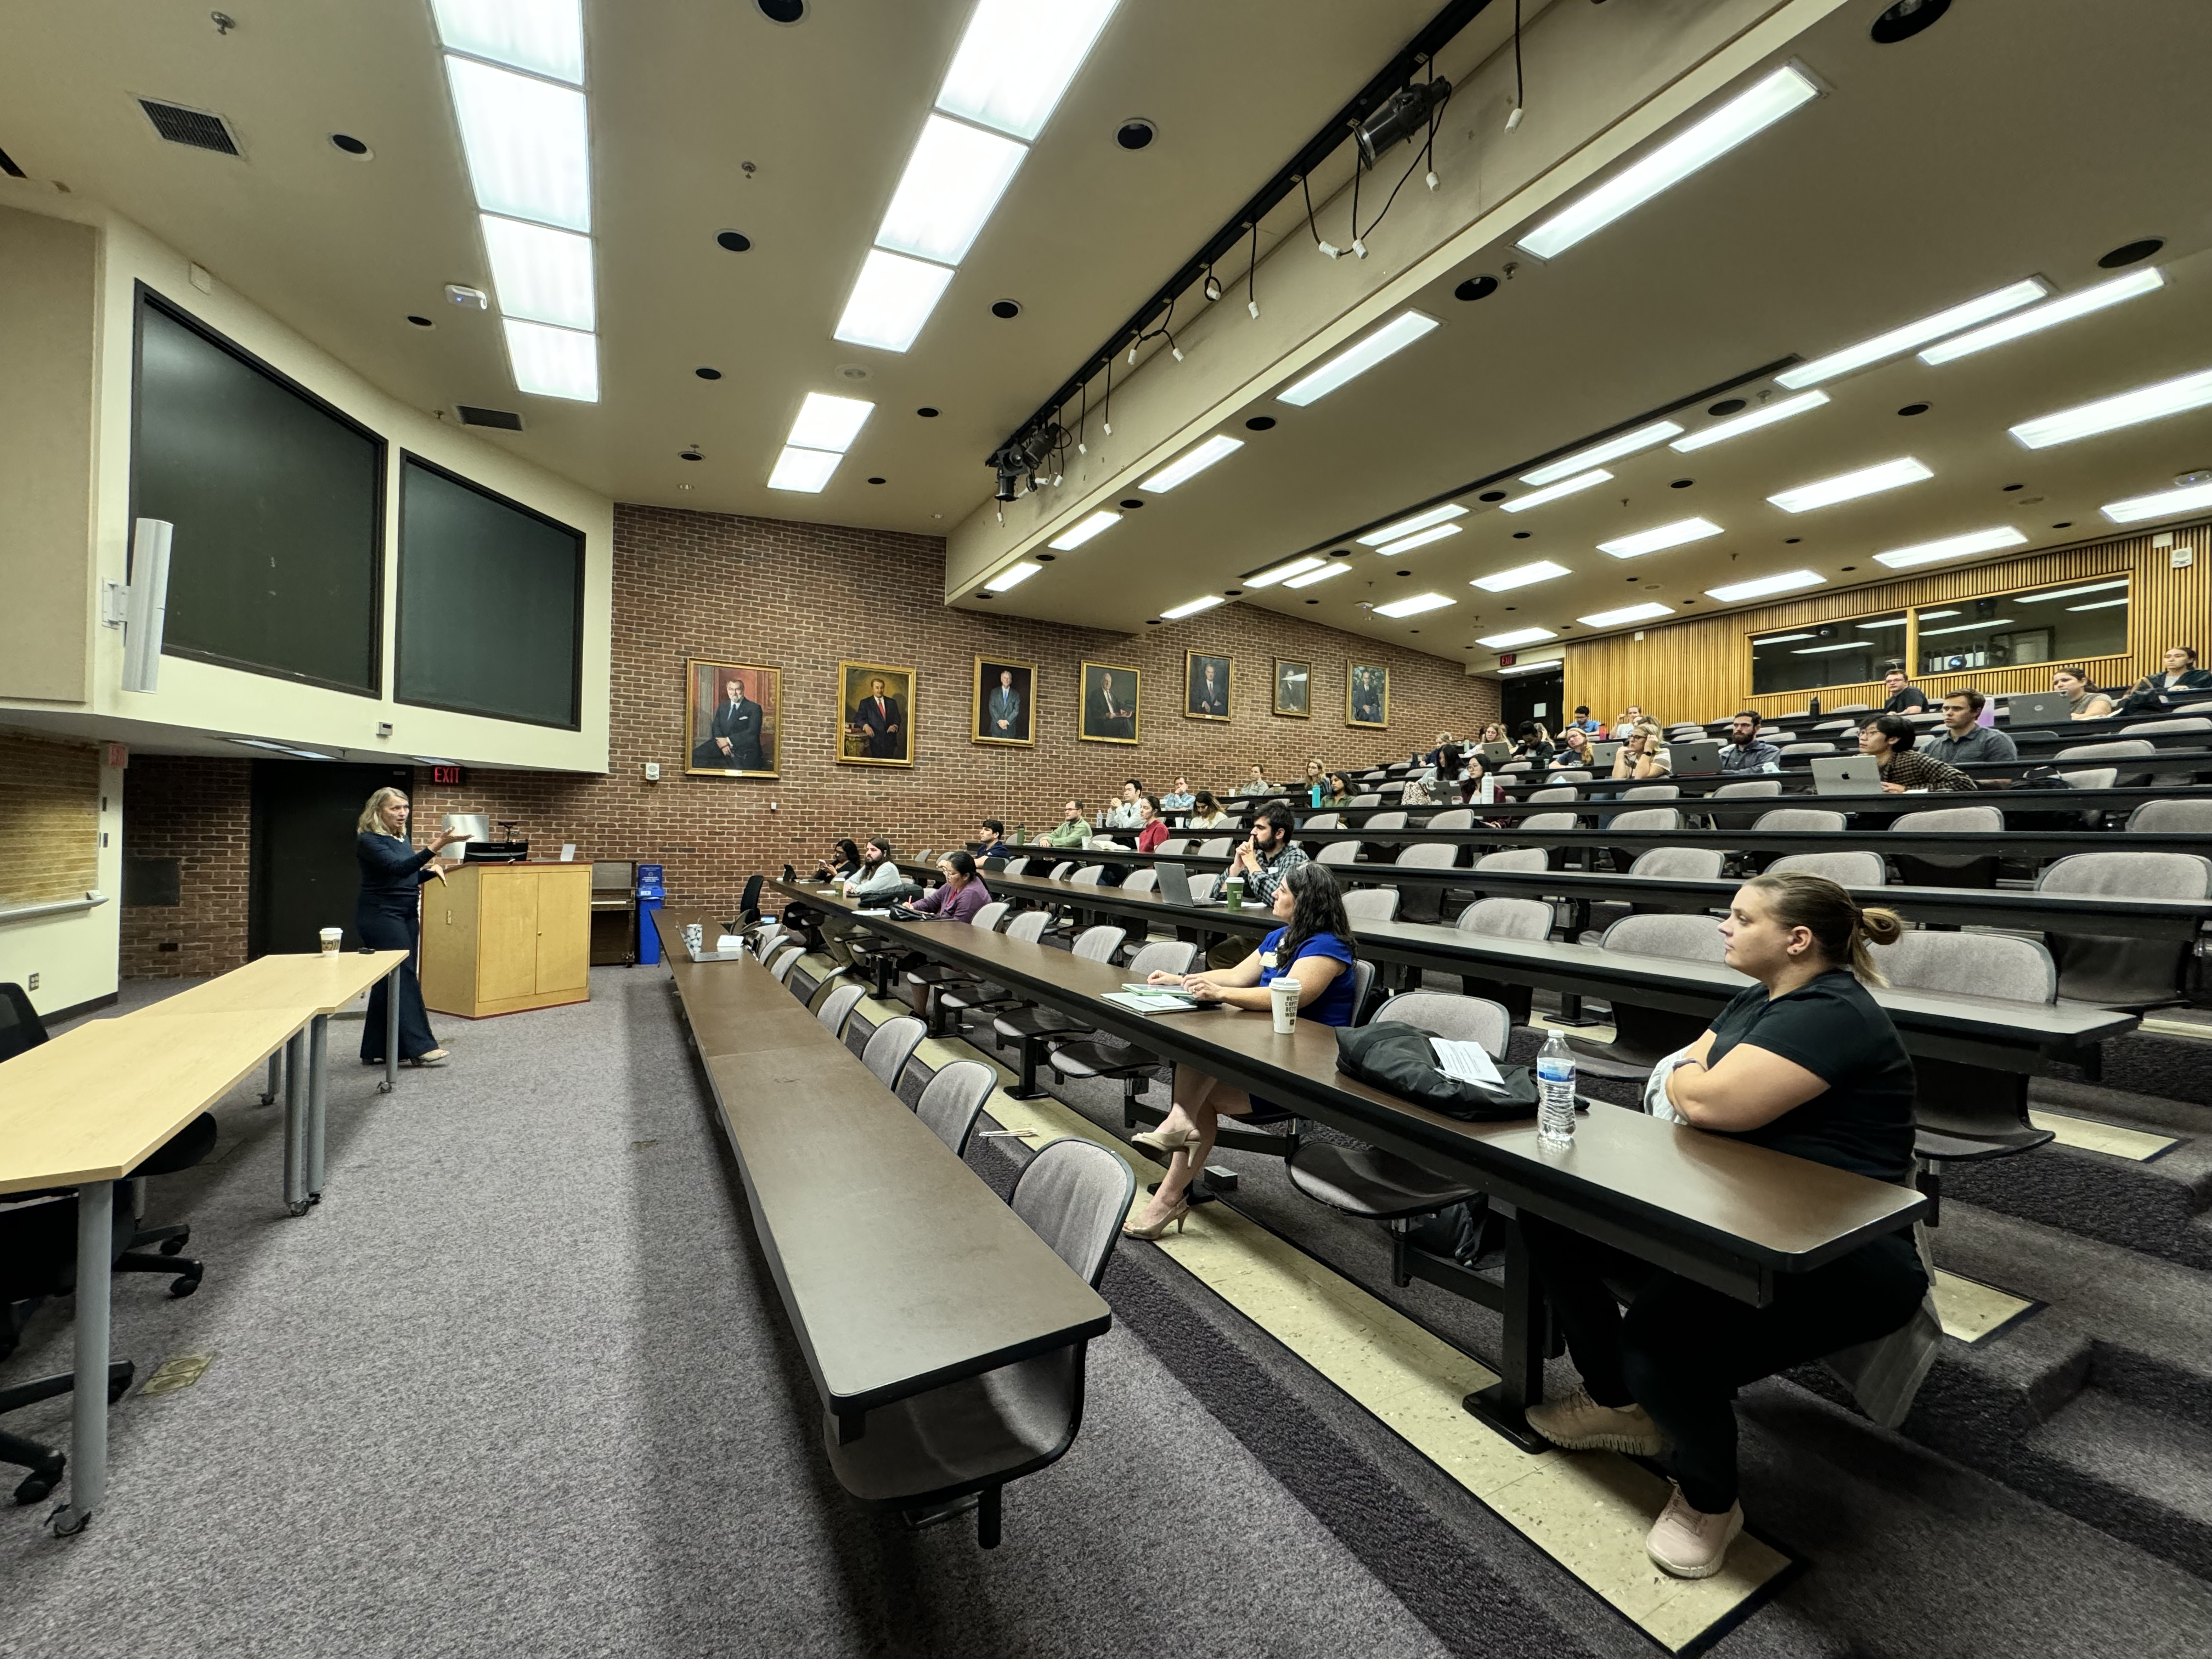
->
1259, 953, 1277, 970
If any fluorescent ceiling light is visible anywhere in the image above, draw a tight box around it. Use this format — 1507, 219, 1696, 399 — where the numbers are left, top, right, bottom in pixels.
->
1496, 656, 1566, 676
1139, 435, 1242, 493
935, 0, 1117, 142
1669, 391, 1829, 452
984, 560, 1042, 592
1768, 456, 1931, 513
2019, 579, 2126, 604
1473, 559, 1571, 592
444, 55, 591, 232
1373, 592, 1454, 619
767, 445, 841, 493
502, 318, 597, 400
1479, 626, 1557, 648
1577, 601, 1675, 628
1522, 422, 1681, 487
786, 392, 874, 453
1499, 469, 1611, 513
1916, 611, 1959, 620
479, 215, 595, 330
2101, 478, 2212, 524
1515, 65, 1819, 259
1922, 268, 2165, 364
432, 0, 583, 83
1794, 640, 1876, 654
2012, 366, 2212, 449
1357, 503, 1467, 546
833, 249, 955, 352
874, 114, 1026, 267
1776, 279, 2047, 389
1278, 311, 1439, 406
1375, 523, 1462, 557
2068, 597, 2130, 612
1705, 568, 1824, 602
1283, 561, 1349, 589
1752, 632, 1816, 645
230, 738, 292, 751
1870, 524, 2026, 569
1161, 594, 1227, 620
1049, 510, 1121, 551
410, 757, 456, 766
1858, 617, 1909, 628
1598, 517, 1722, 558
1921, 618, 2013, 637
1245, 556, 1325, 588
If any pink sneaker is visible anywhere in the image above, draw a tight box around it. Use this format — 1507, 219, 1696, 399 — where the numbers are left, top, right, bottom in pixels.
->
1645, 1484, 1744, 1579
1523, 1386, 1665, 1455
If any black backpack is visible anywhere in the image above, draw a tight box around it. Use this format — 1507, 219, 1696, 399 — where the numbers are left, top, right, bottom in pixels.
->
1334, 1023, 1538, 1121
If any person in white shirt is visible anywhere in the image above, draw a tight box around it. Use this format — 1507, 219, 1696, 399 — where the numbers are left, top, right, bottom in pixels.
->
1103, 778, 1146, 828
838, 836, 906, 899
1611, 704, 1647, 740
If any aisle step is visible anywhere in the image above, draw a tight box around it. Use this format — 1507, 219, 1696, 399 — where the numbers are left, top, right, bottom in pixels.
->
2022, 1389, 2212, 1579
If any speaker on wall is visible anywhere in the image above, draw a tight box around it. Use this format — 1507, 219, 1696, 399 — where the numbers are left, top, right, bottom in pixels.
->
122, 516, 173, 693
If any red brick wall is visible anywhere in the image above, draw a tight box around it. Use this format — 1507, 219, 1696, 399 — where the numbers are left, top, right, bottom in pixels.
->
120, 754, 251, 979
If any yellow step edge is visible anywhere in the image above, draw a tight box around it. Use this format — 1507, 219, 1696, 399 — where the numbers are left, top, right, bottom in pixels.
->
2030, 1110, 2177, 1162
1931, 1269, 2036, 1344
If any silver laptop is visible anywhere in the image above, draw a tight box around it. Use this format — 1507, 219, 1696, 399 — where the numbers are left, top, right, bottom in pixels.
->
1154, 861, 1224, 909
1587, 740, 1621, 771
2005, 690, 2074, 726
1672, 738, 1724, 776
1480, 740, 1514, 766
1810, 755, 1885, 796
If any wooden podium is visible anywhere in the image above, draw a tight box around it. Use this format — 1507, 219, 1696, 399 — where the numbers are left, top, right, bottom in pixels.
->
419, 862, 592, 1018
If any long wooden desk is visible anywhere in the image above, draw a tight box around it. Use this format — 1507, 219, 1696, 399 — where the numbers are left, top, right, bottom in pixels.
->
651, 911, 1113, 1452
775, 883, 1926, 1446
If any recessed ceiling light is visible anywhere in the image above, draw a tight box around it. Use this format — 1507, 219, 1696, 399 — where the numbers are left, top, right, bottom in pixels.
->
2010, 366, 2212, 449
1115, 118, 1156, 150
757, 0, 805, 22
990, 298, 1022, 319
1244, 415, 1276, 431
1161, 594, 1226, 619
934, 0, 1118, 142
834, 249, 955, 352
1870, 524, 2026, 568
1374, 592, 1454, 619
1498, 468, 1611, 513
1375, 523, 1462, 557
1478, 625, 1557, 648
1283, 561, 1350, 589
1048, 509, 1120, 550
1576, 600, 1675, 628
1897, 403, 1929, 417
1708, 398, 1746, 416
432, 0, 584, 83
866, 476, 885, 485
1598, 517, 1722, 558
2099, 238, 2164, 269
1245, 556, 1325, 588
1515, 65, 1818, 259
1454, 275, 1499, 302
2101, 478, 2212, 524
1870, 0, 1950, 44
1920, 268, 2165, 365
1768, 456, 1931, 512
874, 114, 1026, 267
716, 229, 752, 252
479, 214, 595, 329
407, 314, 435, 328
983, 560, 1042, 592
1522, 423, 1681, 487
786, 391, 873, 452
2067, 597, 2129, 612
329, 132, 372, 157
2018, 578, 2127, 603
766, 445, 840, 492
1277, 311, 1438, 406
1472, 560, 1570, 592
917, 406, 940, 417
695, 366, 721, 380
1139, 433, 1242, 493
1705, 568, 1824, 602
443, 55, 591, 232
1358, 504, 1466, 545
1671, 391, 1829, 452
501, 318, 597, 400
1776, 279, 2048, 388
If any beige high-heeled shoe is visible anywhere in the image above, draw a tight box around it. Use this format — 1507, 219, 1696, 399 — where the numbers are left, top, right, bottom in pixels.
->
1121, 1199, 1191, 1240
1130, 1125, 1199, 1156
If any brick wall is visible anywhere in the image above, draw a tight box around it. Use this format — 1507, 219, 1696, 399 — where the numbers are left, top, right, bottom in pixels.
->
119, 755, 251, 979
0, 731, 99, 906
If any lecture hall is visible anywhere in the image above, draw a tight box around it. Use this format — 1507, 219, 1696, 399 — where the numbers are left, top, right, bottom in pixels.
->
6, 0, 2212, 1652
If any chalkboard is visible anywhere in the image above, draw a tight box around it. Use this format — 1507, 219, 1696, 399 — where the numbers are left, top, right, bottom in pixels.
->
395, 454, 584, 729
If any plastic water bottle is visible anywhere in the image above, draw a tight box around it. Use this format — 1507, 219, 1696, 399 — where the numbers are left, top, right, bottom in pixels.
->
1537, 1030, 1577, 1147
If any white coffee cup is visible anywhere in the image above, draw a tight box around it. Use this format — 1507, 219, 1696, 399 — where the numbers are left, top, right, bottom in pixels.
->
319, 927, 343, 955
1268, 978, 1301, 1035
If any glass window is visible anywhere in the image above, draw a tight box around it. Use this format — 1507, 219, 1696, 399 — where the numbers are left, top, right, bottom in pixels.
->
1751, 612, 1909, 695
1915, 578, 2128, 677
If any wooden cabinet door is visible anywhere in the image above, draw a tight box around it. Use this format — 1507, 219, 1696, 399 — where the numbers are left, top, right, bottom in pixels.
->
477, 871, 540, 1003
534, 868, 591, 995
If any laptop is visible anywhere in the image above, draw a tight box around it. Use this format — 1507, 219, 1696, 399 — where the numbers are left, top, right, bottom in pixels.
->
1588, 740, 1621, 771
1154, 860, 1225, 908
1810, 755, 1886, 796
2005, 690, 2074, 726
1672, 738, 1725, 777
1480, 741, 1513, 766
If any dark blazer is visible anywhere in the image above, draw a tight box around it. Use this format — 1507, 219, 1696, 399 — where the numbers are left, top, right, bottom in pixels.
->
694, 696, 765, 769
855, 694, 902, 758
357, 833, 437, 913
1191, 675, 1227, 715
1088, 678, 1135, 739
986, 685, 1024, 738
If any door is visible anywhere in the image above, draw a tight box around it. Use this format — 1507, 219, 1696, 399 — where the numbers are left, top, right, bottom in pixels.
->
1500, 670, 1563, 735
534, 868, 591, 995
249, 760, 414, 957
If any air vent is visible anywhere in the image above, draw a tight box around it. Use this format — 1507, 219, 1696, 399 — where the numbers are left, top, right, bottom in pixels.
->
0, 144, 25, 179
138, 99, 241, 156
454, 405, 526, 431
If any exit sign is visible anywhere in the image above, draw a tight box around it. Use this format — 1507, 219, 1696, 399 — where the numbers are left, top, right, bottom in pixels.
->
1497, 652, 1516, 667
431, 765, 466, 786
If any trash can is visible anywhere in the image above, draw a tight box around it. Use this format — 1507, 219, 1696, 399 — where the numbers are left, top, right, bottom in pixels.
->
635, 863, 665, 964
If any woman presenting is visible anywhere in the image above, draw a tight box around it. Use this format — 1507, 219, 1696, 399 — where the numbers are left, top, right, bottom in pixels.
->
356, 787, 468, 1067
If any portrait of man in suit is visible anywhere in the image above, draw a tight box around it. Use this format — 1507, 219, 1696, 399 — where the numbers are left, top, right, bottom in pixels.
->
839, 661, 916, 766
1081, 661, 1140, 744
973, 657, 1036, 746
685, 659, 780, 777
1347, 662, 1390, 728
1184, 652, 1231, 721
1273, 658, 1311, 719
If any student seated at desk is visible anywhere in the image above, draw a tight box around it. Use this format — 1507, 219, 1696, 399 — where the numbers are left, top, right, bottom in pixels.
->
1858, 714, 1974, 791
1104, 779, 1147, 829
1554, 726, 1599, 771
910, 851, 991, 921
1040, 800, 1091, 849
1133, 794, 1170, 854
1183, 791, 1229, 831
814, 838, 862, 883
1123, 864, 1359, 1239
1611, 723, 1672, 780
1235, 763, 1273, 797
2114, 645, 2208, 715
1520, 872, 1926, 1581
838, 836, 906, 899
1318, 773, 1356, 808
1160, 777, 1195, 811
976, 820, 1011, 859
2052, 666, 2116, 720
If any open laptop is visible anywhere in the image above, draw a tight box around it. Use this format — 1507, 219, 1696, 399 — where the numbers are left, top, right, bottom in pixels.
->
1480, 741, 1513, 766
1154, 860, 1225, 909
1810, 755, 1886, 796
1672, 738, 1725, 776
2005, 690, 2074, 726
1587, 740, 1621, 771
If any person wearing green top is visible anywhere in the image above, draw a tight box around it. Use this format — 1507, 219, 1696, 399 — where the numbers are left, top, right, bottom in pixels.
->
1318, 772, 1356, 808
1040, 799, 1091, 848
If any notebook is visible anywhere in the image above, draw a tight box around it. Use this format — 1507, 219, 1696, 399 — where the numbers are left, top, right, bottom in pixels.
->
1101, 989, 1209, 1014
1810, 755, 1885, 795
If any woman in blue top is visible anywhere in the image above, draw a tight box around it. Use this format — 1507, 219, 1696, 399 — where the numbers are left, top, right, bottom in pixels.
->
356, 788, 469, 1066
1123, 862, 1359, 1239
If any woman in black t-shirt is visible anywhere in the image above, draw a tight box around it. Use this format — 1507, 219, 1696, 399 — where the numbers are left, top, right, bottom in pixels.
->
1520, 872, 1929, 1581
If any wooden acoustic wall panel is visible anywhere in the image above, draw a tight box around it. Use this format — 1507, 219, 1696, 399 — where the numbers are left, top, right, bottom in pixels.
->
1565, 518, 2208, 724
0, 732, 99, 905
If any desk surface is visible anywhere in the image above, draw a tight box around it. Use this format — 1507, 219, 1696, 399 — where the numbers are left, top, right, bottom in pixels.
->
655, 912, 1111, 1414
127, 950, 410, 1018
0, 1007, 309, 1193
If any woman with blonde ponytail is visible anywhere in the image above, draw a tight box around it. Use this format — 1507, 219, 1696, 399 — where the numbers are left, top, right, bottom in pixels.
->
1517, 870, 1926, 1582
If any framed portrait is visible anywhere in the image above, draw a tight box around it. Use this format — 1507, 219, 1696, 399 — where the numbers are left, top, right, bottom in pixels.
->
1184, 651, 1232, 721
1273, 658, 1311, 719
1079, 660, 1141, 744
972, 656, 1036, 746
684, 658, 780, 777
838, 660, 915, 766
1346, 661, 1391, 729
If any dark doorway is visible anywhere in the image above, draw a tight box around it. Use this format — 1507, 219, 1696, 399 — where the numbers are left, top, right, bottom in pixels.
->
249, 760, 413, 957
1499, 670, 1564, 735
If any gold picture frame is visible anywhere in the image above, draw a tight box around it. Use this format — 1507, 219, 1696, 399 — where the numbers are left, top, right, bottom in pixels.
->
1346, 661, 1390, 728
1079, 661, 1141, 744
972, 655, 1036, 746
838, 660, 916, 766
1273, 658, 1311, 718
684, 659, 781, 777
1184, 651, 1232, 721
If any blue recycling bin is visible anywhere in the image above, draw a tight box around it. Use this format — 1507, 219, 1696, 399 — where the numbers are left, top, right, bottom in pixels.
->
635, 863, 665, 964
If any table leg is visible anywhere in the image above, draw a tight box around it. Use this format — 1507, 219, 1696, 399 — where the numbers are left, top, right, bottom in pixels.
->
379, 963, 400, 1095
50, 1180, 113, 1536
260, 1051, 281, 1106
307, 1013, 329, 1204
1462, 1207, 1550, 1453
283, 1030, 310, 1216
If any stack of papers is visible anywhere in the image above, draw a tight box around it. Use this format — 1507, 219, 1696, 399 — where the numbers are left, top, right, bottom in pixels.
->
1429, 1037, 1504, 1087
1101, 990, 1203, 1014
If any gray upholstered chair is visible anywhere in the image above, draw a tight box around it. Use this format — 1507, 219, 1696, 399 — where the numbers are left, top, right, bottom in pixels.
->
1045, 941, 1201, 1110
1302, 813, 1341, 831
860, 1015, 927, 1090
766, 941, 805, 983
822, 1137, 1133, 1549
1153, 839, 1190, 857
2036, 851, 2212, 1008
1547, 769, 1593, 783
1568, 913, 1728, 1081
2127, 799, 2212, 832
992, 926, 1127, 1097
937, 911, 1053, 1032
1475, 847, 1549, 873
1768, 850, 1888, 885
1780, 741, 1837, 757
1630, 847, 1725, 882
1197, 838, 1234, 858
914, 1059, 997, 1158
1756, 807, 1846, 832
1348, 793, 1384, 808
2122, 716, 2212, 735
1702, 777, 1781, 831
1517, 811, 1580, 831
815, 981, 866, 1038
1620, 783, 1680, 801
1122, 868, 1159, 895
1528, 787, 1579, 804
1318, 841, 1360, 866
1425, 808, 1475, 831
1391, 842, 1461, 924
1365, 809, 1409, 832
1340, 887, 1402, 924
1455, 897, 1554, 1023
1888, 804, 2004, 889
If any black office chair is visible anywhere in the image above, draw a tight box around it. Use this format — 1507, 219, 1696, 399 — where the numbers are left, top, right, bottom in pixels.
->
1, 1192, 137, 1504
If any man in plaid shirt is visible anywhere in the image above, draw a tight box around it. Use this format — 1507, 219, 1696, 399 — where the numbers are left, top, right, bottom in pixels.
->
1226, 802, 1309, 901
